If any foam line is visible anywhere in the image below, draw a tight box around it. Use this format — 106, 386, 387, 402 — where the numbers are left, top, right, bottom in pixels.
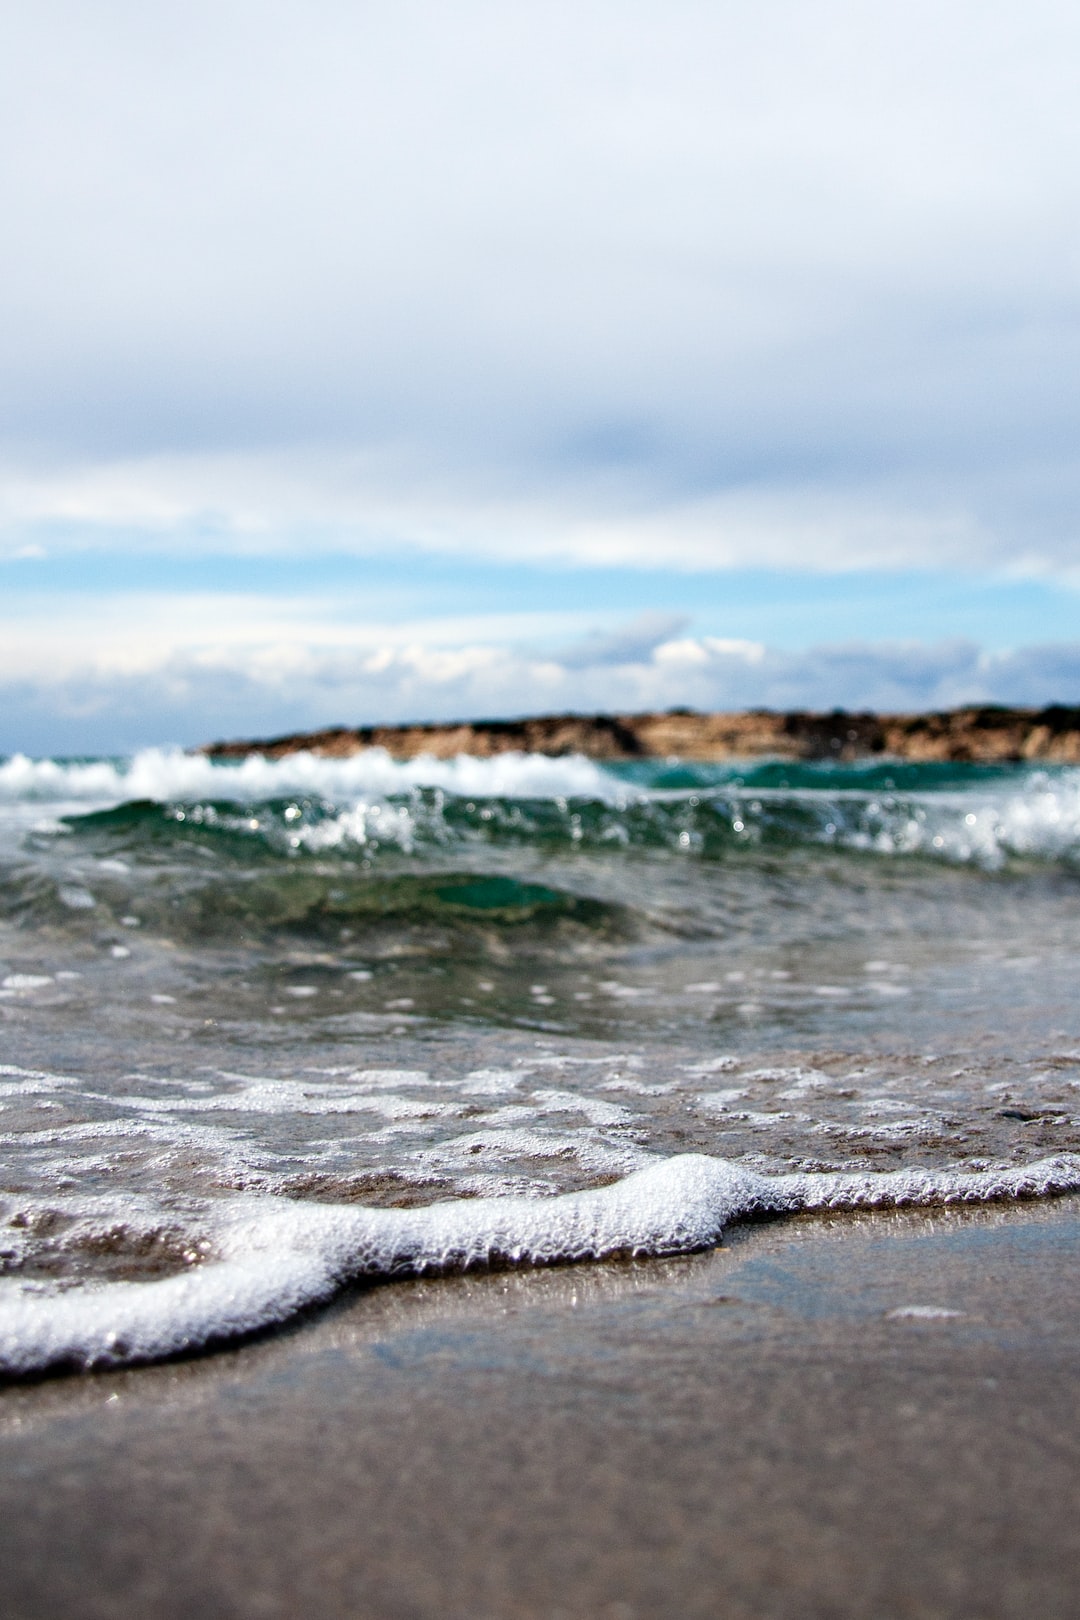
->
0, 746, 622, 807
3, 1153, 1079, 1376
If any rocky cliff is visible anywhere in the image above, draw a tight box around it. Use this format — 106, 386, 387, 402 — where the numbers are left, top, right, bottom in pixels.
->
201, 705, 1080, 764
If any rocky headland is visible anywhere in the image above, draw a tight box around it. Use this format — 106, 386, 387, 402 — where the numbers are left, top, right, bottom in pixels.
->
202, 704, 1080, 763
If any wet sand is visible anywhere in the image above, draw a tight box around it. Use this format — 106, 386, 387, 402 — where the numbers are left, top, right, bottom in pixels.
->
4, 1199, 1080, 1620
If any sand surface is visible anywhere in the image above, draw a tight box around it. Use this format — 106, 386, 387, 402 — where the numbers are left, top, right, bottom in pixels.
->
4, 1198, 1080, 1620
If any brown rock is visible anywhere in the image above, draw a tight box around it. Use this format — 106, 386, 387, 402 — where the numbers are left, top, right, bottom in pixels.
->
200, 704, 1080, 764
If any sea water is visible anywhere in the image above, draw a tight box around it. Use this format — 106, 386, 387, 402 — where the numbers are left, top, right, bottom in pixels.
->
2, 747, 1080, 1372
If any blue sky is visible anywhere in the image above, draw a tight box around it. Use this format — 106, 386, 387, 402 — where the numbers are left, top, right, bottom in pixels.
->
2, 1, 1079, 753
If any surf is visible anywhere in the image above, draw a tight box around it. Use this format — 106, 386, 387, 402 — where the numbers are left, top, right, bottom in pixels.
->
4, 1152, 1078, 1376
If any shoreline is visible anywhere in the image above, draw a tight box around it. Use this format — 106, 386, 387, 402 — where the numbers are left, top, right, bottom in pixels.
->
5, 1197, 1080, 1619
201, 702, 1080, 764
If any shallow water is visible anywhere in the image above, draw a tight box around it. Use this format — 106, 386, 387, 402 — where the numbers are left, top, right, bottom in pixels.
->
2, 747, 1080, 1370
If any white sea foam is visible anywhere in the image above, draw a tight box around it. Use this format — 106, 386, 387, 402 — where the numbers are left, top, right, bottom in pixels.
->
0, 746, 622, 809
830, 773, 1080, 868
2, 1152, 1078, 1376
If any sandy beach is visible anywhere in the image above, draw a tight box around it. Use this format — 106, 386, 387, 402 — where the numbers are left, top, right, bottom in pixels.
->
5, 1196, 1080, 1620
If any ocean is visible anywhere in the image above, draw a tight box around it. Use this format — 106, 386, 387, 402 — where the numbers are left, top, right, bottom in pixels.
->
3, 745, 1080, 1375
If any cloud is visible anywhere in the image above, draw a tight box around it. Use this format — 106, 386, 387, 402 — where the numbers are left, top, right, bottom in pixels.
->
556, 612, 689, 668
1, 3, 1079, 573
0, 452, 1006, 575
0, 588, 611, 681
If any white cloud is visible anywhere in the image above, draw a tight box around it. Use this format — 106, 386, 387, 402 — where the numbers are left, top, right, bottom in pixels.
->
0, 593, 608, 681
0, 449, 1005, 574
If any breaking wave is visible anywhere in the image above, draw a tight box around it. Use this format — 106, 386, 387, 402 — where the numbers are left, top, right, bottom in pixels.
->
0, 746, 619, 808
3, 747, 1080, 871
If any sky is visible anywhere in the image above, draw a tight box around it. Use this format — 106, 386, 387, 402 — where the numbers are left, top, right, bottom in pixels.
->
2, 0, 1079, 754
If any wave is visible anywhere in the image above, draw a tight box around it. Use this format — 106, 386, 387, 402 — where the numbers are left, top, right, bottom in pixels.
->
3, 1152, 1078, 1376
0, 747, 1047, 806
0, 862, 637, 948
0, 747, 621, 807
5, 748, 1080, 871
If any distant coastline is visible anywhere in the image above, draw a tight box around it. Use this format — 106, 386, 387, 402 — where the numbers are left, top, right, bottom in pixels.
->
201, 704, 1080, 763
